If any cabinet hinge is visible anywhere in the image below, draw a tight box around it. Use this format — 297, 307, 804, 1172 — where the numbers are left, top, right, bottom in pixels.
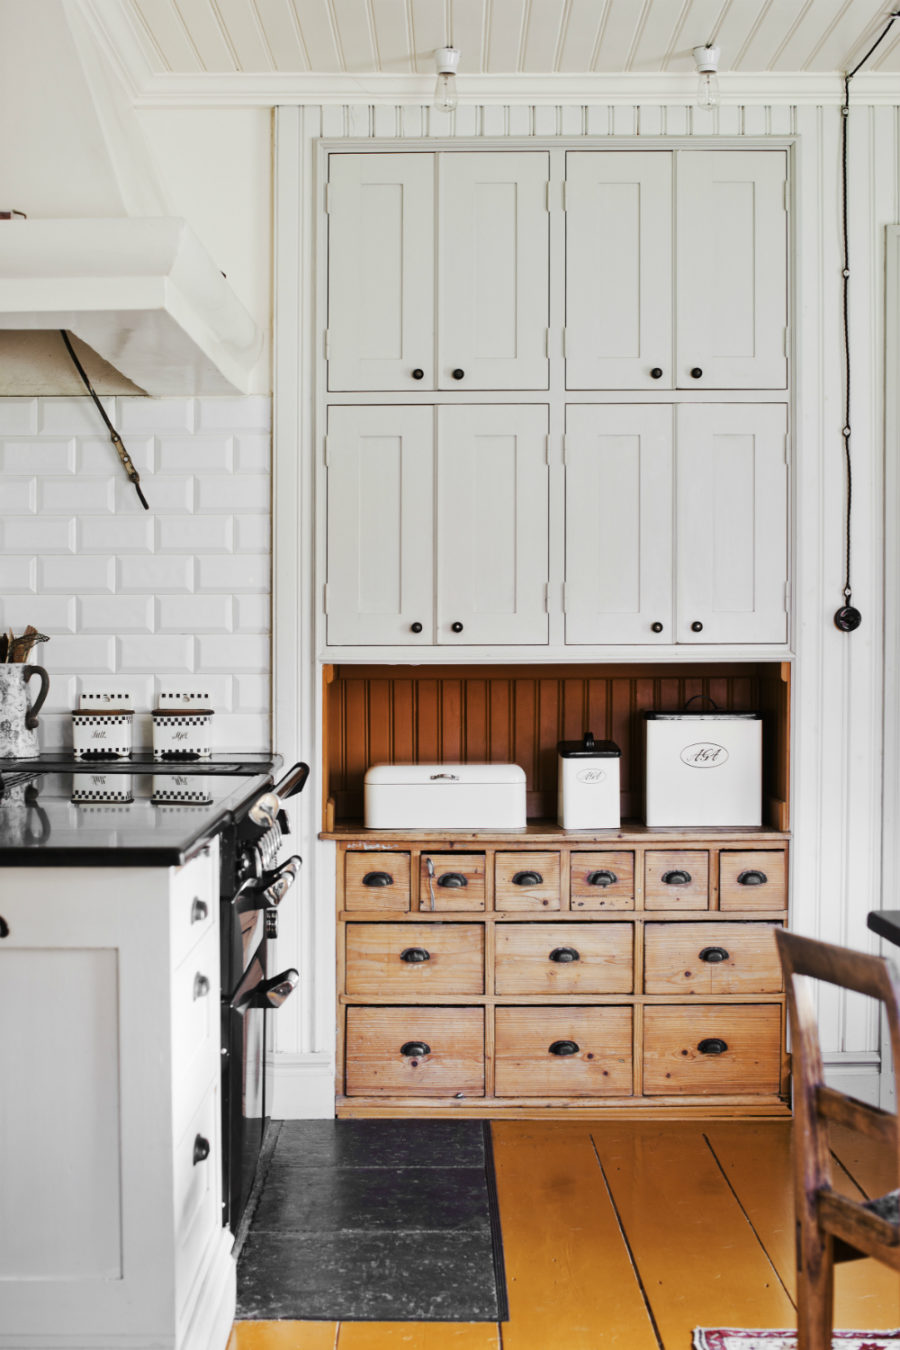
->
324, 582, 332, 613
324, 434, 331, 466
325, 182, 332, 214
563, 327, 569, 358
783, 179, 790, 211
784, 432, 790, 465
546, 180, 552, 212
562, 179, 569, 212
784, 580, 791, 612
783, 326, 790, 358
545, 433, 552, 464
545, 583, 551, 614
324, 329, 331, 359
562, 433, 569, 465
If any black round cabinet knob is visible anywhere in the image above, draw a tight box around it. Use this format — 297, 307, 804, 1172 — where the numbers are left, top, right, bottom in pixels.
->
650, 367, 663, 379
690, 367, 703, 379
411, 368, 424, 380
651, 621, 664, 633
452, 368, 465, 381
691, 621, 703, 633
451, 621, 464, 633
410, 621, 423, 633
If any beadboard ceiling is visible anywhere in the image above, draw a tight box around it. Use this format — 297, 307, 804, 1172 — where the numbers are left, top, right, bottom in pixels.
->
77, 0, 900, 100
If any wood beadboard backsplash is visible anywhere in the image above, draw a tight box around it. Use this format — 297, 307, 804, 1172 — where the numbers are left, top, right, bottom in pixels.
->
323, 662, 790, 829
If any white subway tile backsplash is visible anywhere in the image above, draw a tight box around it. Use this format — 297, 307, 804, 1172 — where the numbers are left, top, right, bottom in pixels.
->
44, 674, 79, 716
216, 713, 271, 749
197, 396, 271, 431
196, 555, 269, 592
0, 556, 36, 592
118, 555, 195, 593
40, 476, 115, 514
50, 635, 117, 669
1, 517, 75, 553
235, 594, 270, 632
157, 435, 233, 473
0, 398, 38, 435
0, 596, 77, 633
118, 635, 194, 673
157, 514, 234, 554
234, 673, 269, 711
157, 593, 233, 633
197, 475, 269, 513
78, 435, 155, 474
0, 477, 36, 513
116, 398, 196, 433
196, 634, 269, 671
40, 556, 115, 593
235, 433, 271, 472
79, 595, 154, 634
235, 515, 270, 552
2, 440, 75, 474
114, 475, 193, 514
79, 516, 154, 553
39, 397, 115, 435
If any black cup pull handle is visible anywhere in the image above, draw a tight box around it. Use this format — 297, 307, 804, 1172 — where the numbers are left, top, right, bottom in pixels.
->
586, 869, 617, 888
662, 869, 692, 886
362, 871, 394, 887
698, 1038, 728, 1055
512, 870, 543, 886
549, 947, 580, 963
737, 869, 768, 886
437, 872, 468, 888
699, 946, 730, 964
401, 1041, 431, 1058
400, 947, 431, 963
193, 1134, 211, 1165
549, 1040, 580, 1056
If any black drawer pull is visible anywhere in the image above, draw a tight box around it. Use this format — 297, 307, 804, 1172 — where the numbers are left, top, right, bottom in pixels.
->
410, 621, 423, 633
411, 368, 424, 380
400, 947, 431, 963
438, 872, 468, 888
362, 871, 394, 887
452, 368, 465, 380
512, 870, 543, 886
549, 1040, 580, 1056
191, 897, 208, 924
549, 947, 580, 963
586, 869, 617, 888
661, 869, 692, 886
699, 946, 729, 964
690, 367, 703, 379
193, 1134, 211, 1165
401, 1041, 431, 1058
698, 1038, 728, 1056
737, 869, 768, 886
0, 917, 8, 939
193, 973, 211, 999
650, 367, 663, 379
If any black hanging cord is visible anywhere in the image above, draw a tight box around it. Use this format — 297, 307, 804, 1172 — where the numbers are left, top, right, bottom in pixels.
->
836, 10, 900, 632
59, 330, 149, 511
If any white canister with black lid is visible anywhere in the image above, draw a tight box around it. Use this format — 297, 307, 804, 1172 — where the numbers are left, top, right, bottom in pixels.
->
557, 732, 621, 830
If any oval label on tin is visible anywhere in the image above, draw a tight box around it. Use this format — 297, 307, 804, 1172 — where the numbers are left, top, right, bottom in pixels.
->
680, 741, 729, 769
576, 768, 607, 784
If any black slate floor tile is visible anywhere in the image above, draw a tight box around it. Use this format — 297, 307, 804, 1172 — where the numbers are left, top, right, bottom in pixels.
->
273, 1118, 486, 1170
236, 1229, 501, 1322
252, 1165, 493, 1234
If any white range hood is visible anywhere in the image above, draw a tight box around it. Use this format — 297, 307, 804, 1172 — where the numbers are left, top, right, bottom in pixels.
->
0, 218, 264, 395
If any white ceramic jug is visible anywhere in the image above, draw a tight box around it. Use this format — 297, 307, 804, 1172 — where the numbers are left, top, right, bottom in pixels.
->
0, 665, 50, 758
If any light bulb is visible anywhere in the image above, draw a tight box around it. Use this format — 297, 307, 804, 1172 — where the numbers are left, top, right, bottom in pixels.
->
692, 44, 720, 111
433, 47, 460, 113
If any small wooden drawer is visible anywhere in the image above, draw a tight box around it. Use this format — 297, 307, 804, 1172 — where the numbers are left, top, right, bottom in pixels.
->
495, 852, 561, 911
345, 923, 485, 995
642, 1004, 782, 1095
645, 851, 709, 910
719, 851, 787, 911
419, 853, 486, 911
643, 923, 783, 995
494, 1007, 633, 1097
570, 852, 635, 910
345, 851, 411, 912
345, 1006, 485, 1097
495, 923, 633, 995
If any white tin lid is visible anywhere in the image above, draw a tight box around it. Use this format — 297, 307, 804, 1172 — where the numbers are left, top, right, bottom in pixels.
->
364, 763, 526, 787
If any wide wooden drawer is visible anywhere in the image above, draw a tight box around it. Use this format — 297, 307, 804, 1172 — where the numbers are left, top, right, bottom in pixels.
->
644, 923, 782, 995
495, 923, 633, 995
719, 851, 787, 911
645, 851, 709, 910
570, 852, 635, 910
345, 851, 411, 912
642, 1004, 782, 1095
494, 1007, 633, 1097
345, 923, 485, 995
345, 1007, 485, 1097
495, 852, 561, 911
419, 853, 486, 911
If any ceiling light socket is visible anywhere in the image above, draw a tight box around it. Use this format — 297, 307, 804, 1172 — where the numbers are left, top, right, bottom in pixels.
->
692, 44, 720, 74
435, 46, 460, 76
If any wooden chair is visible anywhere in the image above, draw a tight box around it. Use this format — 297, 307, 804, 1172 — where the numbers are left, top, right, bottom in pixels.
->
776, 927, 900, 1350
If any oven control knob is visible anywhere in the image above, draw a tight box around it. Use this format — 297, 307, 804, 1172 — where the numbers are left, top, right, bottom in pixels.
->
237, 843, 264, 884
259, 855, 302, 908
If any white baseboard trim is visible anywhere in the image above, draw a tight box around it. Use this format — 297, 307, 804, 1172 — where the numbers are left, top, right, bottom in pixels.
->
269, 1053, 335, 1119
822, 1052, 883, 1107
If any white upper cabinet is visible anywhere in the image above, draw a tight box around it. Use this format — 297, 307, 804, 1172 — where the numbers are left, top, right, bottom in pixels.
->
437, 404, 549, 644
438, 154, 550, 390
675, 404, 789, 644
327, 154, 435, 392
675, 152, 788, 390
565, 149, 787, 390
565, 153, 673, 391
327, 151, 550, 392
325, 405, 434, 645
564, 404, 673, 644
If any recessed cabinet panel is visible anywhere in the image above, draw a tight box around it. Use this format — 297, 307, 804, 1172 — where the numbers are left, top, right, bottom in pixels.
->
439, 153, 550, 390
437, 404, 549, 644
565, 152, 673, 390
325, 406, 434, 645
676, 404, 788, 644
675, 151, 788, 389
564, 404, 673, 644
327, 154, 435, 392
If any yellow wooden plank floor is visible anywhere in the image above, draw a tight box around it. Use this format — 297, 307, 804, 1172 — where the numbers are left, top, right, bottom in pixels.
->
228, 1119, 900, 1350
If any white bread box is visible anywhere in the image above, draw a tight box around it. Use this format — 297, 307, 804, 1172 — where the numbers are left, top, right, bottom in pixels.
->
364, 763, 526, 830
644, 710, 762, 827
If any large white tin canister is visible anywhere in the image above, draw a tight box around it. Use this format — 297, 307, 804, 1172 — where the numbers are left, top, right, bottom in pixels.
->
644, 711, 762, 827
364, 763, 526, 830
557, 733, 621, 830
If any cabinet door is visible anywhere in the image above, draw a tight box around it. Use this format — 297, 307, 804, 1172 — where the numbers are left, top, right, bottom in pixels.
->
325, 406, 434, 645
565, 152, 672, 390
327, 154, 434, 391
675, 404, 788, 644
436, 404, 549, 644
564, 404, 673, 644
676, 151, 788, 389
438, 153, 549, 390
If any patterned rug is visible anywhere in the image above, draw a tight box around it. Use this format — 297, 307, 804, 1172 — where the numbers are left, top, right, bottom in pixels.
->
694, 1333, 900, 1349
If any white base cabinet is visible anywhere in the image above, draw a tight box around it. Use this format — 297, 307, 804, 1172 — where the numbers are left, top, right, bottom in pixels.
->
0, 845, 235, 1350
